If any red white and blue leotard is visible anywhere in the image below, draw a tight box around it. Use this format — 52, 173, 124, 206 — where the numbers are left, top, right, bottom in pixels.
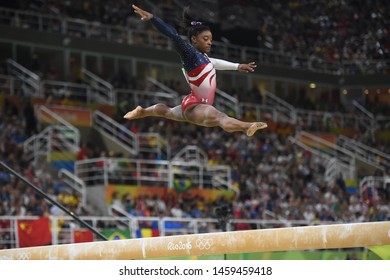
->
151, 16, 239, 113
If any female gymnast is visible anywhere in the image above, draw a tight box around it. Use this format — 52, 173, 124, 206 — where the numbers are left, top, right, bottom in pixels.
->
124, 4, 267, 136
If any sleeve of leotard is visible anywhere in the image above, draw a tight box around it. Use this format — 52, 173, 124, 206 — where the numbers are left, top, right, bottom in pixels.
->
150, 16, 190, 54
208, 57, 240, 71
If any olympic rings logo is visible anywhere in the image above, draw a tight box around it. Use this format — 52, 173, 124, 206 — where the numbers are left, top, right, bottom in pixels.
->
195, 238, 213, 250
17, 252, 31, 260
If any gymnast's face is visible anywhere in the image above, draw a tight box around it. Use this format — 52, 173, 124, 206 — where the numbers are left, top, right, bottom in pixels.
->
191, 30, 213, 53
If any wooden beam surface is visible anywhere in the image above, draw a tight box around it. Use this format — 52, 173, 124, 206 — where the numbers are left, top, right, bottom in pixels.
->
1, 222, 390, 260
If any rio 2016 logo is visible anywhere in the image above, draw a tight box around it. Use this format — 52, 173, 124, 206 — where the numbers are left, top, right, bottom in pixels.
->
167, 241, 192, 251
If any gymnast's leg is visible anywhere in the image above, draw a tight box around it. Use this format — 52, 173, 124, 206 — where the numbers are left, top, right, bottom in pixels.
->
123, 104, 186, 122
184, 104, 267, 136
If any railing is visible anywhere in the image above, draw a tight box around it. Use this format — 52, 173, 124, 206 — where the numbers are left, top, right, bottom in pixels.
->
172, 145, 208, 166
359, 176, 390, 194
2, 74, 98, 105
1, 7, 389, 75
58, 168, 87, 206
325, 158, 344, 183
23, 125, 79, 164
295, 108, 372, 133
338, 135, 390, 171
294, 131, 387, 180
170, 145, 233, 194
238, 99, 377, 136
206, 164, 234, 194
0, 215, 338, 249
352, 100, 377, 141
138, 132, 171, 160
359, 176, 390, 208
23, 132, 47, 163
239, 102, 277, 122
23, 105, 80, 164
0, 74, 19, 95
74, 156, 232, 191
117, 88, 180, 110
92, 110, 138, 156
93, 109, 170, 159
6, 59, 40, 97
36, 105, 80, 149
352, 100, 375, 120
377, 116, 390, 130
264, 90, 297, 124
108, 205, 138, 239
41, 80, 92, 104
146, 77, 180, 97
215, 88, 240, 117
290, 131, 356, 180
81, 68, 115, 105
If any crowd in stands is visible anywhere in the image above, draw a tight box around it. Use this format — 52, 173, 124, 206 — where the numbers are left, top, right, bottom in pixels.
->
3, 0, 389, 73
222, 0, 389, 66
119, 117, 390, 225
0, 98, 87, 248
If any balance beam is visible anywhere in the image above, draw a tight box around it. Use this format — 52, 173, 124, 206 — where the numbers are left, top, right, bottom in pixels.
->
1, 221, 389, 260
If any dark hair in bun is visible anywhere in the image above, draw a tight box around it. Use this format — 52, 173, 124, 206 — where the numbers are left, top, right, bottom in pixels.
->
181, 7, 210, 43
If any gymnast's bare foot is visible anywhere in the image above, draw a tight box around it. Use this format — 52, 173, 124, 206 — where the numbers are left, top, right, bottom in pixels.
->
124, 106, 144, 120
246, 122, 268, 137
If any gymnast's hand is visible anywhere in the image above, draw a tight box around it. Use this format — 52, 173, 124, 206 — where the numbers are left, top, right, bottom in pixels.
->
238, 62, 257, 73
132, 4, 153, 21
